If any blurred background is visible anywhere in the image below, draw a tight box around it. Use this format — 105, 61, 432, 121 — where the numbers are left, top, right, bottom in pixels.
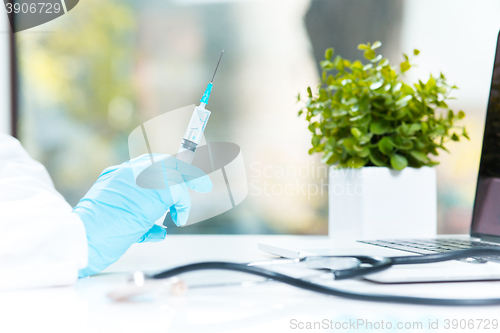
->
10, 0, 500, 234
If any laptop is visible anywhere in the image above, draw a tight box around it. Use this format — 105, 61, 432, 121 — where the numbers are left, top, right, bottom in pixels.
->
259, 31, 500, 283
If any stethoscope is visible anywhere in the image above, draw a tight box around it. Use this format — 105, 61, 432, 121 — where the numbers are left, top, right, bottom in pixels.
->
108, 248, 500, 306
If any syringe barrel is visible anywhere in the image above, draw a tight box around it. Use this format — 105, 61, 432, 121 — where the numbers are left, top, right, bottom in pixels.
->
177, 104, 211, 164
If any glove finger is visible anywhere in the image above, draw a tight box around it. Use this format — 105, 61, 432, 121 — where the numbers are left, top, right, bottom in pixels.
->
171, 183, 191, 227
137, 224, 167, 243
162, 169, 191, 226
162, 156, 213, 193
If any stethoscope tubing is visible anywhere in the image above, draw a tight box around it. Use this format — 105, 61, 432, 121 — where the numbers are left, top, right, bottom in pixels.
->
150, 248, 500, 306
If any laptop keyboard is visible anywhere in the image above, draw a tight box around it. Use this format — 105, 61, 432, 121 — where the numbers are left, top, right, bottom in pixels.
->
358, 238, 500, 263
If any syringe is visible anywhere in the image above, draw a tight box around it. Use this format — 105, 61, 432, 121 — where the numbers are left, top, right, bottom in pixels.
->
177, 50, 224, 164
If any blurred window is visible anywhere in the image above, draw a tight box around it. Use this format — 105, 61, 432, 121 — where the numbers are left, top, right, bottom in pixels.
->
18, 0, 489, 235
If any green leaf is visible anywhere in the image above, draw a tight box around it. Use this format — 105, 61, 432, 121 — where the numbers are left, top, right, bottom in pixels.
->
379, 58, 389, 67
346, 156, 366, 168
372, 41, 382, 49
320, 60, 333, 70
322, 151, 333, 163
458, 110, 465, 119
401, 83, 414, 95
370, 119, 390, 135
390, 154, 408, 170
369, 149, 387, 166
357, 44, 369, 50
409, 150, 429, 163
408, 123, 421, 134
307, 87, 312, 98
363, 64, 373, 71
392, 138, 414, 150
345, 97, 357, 105
325, 137, 336, 150
430, 126, 446, 136
370, 81, 384, 90
400, 61, 411, 73
425, 77, 436, 90
371, 54, 383, 63
358, 134, 372, 145
463, 127, 470, 140
413, 49, 420, 56
324, 152, 340, 164
354, 144, 370, 157
332, 109, 349, 117
378, 137, 394, 155
415, 140, 426, 150
319, 88, 329, 101
343, 138, 355, 151
392, 82, 402, 92
351, 60, 363, 70
395, 95, 412, 106
312, 135, 320, 147
351, 127, 362, 139
451, 133, 460, 141
429, 146, 439, 155
447, 110, 454, 120
364, 49, 376, 60
350, 114, 366, 122
334, 55, 344, 70
325, 47, 334, 60
438, 100, 450, 108
324, 122, 338, 129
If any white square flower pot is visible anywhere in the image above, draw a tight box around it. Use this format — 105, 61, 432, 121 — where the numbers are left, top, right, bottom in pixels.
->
328, 166, 437, 240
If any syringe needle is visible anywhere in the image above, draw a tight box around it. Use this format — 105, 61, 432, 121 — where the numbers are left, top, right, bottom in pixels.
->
211, 50, 224, 83
200, 50, 224, 105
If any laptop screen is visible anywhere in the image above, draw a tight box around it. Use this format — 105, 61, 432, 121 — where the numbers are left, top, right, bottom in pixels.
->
471, 32, 500, 238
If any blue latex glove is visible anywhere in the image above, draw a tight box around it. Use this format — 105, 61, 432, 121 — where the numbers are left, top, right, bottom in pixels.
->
73, 154, 212, 277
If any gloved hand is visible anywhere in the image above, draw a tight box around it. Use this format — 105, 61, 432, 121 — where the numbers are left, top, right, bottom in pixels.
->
73, 154, 212, 277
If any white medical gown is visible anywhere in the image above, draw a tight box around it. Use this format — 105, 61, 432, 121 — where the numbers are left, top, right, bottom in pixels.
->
0, 133, 87, 289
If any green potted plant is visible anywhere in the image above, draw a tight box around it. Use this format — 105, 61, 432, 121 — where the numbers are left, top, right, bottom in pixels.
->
298, 42, 468, 239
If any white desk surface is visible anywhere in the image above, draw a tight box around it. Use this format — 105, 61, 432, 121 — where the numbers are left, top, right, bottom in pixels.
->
3, 235, 500, 333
